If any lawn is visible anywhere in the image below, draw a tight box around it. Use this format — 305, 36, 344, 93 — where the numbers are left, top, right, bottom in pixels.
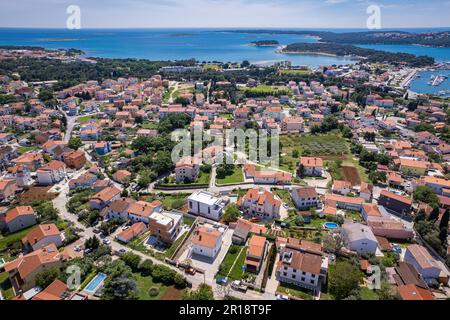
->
133, 272, 167, 300
345, 210, 363, 223
0, 271, 14, 300
158, 172, 211, 188
239, 85, 291, 97
17, 146, 37, 154
272, 189, 295, 208
183, 215, 196, 227
216, 166, 244, 185
216, 245, 244, 279
280, 69, 311, 76
277, 283, 314, 300
140, 122, 158, 130
164, 231, 189, 258
159, 193, 190, 210
360, 287, 379, 300
0, 226, 36, 250
77, 115, 97, 123
227, 246, 247, 280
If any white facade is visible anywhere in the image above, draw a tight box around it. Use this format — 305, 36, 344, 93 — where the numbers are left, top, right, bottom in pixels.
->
187, 191, 226, 221
341, 223, 378, 255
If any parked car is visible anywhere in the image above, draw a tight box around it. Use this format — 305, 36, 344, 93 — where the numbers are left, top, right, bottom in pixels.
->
231, 280, 247, 292
185, 267, 197, 275
276, 294, 290, 300
216, 277, 228, 286
103, 239, 111, 245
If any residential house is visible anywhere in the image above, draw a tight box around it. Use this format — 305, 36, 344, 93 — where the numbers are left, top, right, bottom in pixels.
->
148, 210, 183, 244
237, 188, 281, 220
36, 160, 66, 185
231, 218, 268, 245
63, 150, 86, 170
341, 222, 378, 255
324, 194, 365, 212
378, 190, 413, 219
332, 180, 352, 196
175, 156, 201, 183
22, 224, 63, 251
1, 206, 37, 233
399, 158, 429, 177
187, 191, 227, 221
404, 244, 449, 285
89, 186, 121, 210
0, 178, 18, 201
245, 235, 267, 273
94, 142, 111, 155
126, 200, 163, 224
31, 279, 70, 301
191, 226, 223, 259
3, 244, 66, 293
299, 157, 324, 177
368, 219, 414, 240
115, 222, 147, 244
291, 187, 320, 210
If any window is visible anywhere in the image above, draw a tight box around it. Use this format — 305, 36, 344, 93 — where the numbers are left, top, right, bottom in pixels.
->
301, 277, 305, 282
310, 280, 315, 284
292, 275, 296, 279
283, 272, 287, 277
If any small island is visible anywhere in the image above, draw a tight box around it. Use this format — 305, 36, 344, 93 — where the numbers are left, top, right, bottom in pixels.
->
249, 40, 280, 47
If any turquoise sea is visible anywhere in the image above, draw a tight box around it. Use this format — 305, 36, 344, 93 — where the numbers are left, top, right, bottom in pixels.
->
1, 28, 450, 95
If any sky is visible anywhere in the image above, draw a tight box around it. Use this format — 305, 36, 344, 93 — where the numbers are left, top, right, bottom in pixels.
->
0, 0, 450, 29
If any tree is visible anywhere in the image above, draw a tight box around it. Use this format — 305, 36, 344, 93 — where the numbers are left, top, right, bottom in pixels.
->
68, 137, 83, 150
85, 236, 100, 250
322, 234, 343, 254
151, 265, 177, 285
292, 149, 300, 158
121, 252, 142, 272
183, 283, 214, 300
102, 276, 137, 300
222, 203, 241, 223
35, 268, 60, 288
139, 259, 154, 276
329, 261, 361, 300
368, 171, 387, 184
414, 186, 439, 208
439, 209, 450, 230
174, 273, 188, 289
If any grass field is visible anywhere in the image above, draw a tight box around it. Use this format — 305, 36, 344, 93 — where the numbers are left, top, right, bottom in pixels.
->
216, 245, 244, 279
164, 231, 189, 258
0, 226, 36, 250
77, 115, 97, 123
280, 133, 349, 173
272, 189, 295, 208
239, 85, 291, 97
277, 283, 314, 300
159, 194, 190, 210
216, 167, 244, 185
279, 69, 311, 75
17, 146, 37, 154
0, 271, 14, 300
228, 246, 247, 280
133, 272, 176, 300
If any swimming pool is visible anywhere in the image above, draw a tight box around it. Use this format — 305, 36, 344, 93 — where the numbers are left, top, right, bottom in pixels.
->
323, 222, 339, 229
83, 273, 107, 294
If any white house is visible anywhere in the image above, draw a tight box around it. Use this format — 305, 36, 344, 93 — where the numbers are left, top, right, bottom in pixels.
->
191, 226, 223, 259
404, 244, 449, 284
36, 160, 66, 185
291, 187, 321, 210
341, 222, 378, 255
187, 191, 227, 221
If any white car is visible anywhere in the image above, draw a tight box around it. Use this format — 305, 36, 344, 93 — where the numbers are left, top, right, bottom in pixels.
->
276, 294, 290, 300
103, 239, 111, 245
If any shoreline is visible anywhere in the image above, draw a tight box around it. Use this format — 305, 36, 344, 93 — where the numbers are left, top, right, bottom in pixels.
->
276, 49, 362, 60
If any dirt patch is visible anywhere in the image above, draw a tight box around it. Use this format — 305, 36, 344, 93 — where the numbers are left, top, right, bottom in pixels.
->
341, 166, 361, 186
160, 286, 183, 300
16, 187, 58, 204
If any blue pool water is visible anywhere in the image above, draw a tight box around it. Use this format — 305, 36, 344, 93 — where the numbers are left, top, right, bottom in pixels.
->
323, 222, 339, 229
84, 273, 107, 294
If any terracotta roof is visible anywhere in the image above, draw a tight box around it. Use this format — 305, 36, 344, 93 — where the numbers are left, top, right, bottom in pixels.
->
3, 244, 63, 279
116, 222, 147, 242
127, 200, 161, 218
300, 157, 323, 167
398, 284, 433, 300
247, 235, 266, 258
5, 206, 35, 223
91, 186, 121, 202
22, 224, 60, 245
192, 226, 222, 249
380, 190, 412, 205
32, 279, 68, 301
294, 187, 318, 199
